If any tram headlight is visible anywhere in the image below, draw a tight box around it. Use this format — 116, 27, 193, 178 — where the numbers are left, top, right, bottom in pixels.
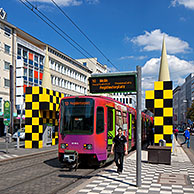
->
61, 143, 68, 149
83, 144, 93, 150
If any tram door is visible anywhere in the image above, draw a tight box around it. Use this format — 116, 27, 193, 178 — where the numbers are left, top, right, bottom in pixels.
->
128, 113, 132, 150
107, 107, 115, 151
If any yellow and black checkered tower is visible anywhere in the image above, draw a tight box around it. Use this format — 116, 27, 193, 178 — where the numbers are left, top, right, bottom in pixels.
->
25, 86, 65, 148
145, 37, 173, 147
146, 81, 173, 146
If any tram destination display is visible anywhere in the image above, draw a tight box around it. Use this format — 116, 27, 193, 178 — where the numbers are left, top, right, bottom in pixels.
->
89, 74, 137, 93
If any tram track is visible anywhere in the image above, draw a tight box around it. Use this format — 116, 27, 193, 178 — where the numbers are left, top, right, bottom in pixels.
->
0, 148, 57, 165
0, 151, 58, 175
0, 151, 102, 194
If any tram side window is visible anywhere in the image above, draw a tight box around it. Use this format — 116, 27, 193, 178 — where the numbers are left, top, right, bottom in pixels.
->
107, 108, 113, 131
96, 107, 104, 134
122, 112, 127, 132
116, 110, 123, 129
123, 112, 127, 125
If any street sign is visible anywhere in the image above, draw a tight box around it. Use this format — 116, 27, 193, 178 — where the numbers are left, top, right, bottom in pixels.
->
89, 72, 137, 93
3, 101, 10, 126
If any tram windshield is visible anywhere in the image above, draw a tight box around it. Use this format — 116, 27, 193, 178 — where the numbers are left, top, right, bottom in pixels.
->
60, 98, 94, 135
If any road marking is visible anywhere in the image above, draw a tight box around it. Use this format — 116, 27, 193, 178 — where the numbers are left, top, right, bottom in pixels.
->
3, 154, 12, 158
0, 154, 19, 161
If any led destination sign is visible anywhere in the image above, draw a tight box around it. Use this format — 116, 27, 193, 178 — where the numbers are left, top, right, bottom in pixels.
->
89, 74, 137, 93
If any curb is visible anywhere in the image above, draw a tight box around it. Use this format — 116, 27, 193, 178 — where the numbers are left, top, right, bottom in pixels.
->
0, 147, 58, 163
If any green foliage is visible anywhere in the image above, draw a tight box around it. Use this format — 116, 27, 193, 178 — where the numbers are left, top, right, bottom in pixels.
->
186, 102, 194, 121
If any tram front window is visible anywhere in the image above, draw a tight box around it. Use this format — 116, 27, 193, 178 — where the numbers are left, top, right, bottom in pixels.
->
60, 98, 94, 135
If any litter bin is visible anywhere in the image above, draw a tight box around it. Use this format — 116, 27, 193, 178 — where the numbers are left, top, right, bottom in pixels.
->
148, 145, 171, 165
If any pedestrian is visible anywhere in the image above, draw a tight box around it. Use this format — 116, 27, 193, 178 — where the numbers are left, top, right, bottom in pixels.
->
111, 128, 127, 174
181, 127, 190, 148
174, 128, 179, 141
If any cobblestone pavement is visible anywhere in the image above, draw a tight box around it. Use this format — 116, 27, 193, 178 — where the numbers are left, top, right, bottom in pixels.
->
0, 150, 97, 194
75, 142, 194, 194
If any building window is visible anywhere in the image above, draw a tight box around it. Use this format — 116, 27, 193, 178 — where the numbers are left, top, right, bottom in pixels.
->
23, 50, 27, 59
4, 26, 11, 37
40, 56, 44, 64
4, 78, 10, 88
96, 107, 104, 134
83, 62, 87, 66
29, 69, 33, 77
24, 68, 27, 76
17, 47, 22, 56
0, 98, 2, 112
126, 98, 128, 104
34, 55, 38, 63
4, 44, 10, 54
4, 61, 10, 70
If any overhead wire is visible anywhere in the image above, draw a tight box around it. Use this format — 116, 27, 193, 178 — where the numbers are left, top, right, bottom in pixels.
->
51, 0, 120, 71
19, 0, 98, 68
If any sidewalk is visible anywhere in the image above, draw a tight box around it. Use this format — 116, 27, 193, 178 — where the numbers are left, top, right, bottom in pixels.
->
73, 143, 194, 194
0, 137, 57, 161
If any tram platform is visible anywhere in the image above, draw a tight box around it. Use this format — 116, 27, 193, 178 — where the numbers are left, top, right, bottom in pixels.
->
73, 141, 194, 194
0, 137, 57, 161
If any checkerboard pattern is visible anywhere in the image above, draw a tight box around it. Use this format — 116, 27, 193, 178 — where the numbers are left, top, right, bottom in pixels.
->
76, 149, 194, 194
145, 81, 173, 146
25, 86, 65, 148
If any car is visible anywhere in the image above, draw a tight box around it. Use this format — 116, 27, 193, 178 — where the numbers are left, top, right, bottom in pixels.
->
12, 128, 25, 140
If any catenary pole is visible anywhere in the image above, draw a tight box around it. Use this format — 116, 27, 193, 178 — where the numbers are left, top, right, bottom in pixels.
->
136, 66, 142, 187
10, 28, 15, 135
10, 65, 14, 135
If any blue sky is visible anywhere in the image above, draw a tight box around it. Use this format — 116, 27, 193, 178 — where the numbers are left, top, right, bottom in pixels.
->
1, 0, 194, 90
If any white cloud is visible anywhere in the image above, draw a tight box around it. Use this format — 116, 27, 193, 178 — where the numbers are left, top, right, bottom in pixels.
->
142, 55, 194, 109
130, 29, 190, 54
29, 0, 82, 7
171, 0, 194, 10
119, 56, 134, 60
142, 55, 194, 91
119, 55, 147, 60
86, 0, 99, 4
180, 16, 186, 21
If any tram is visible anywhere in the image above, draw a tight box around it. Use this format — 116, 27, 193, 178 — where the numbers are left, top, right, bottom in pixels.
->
58, 96, 153, 167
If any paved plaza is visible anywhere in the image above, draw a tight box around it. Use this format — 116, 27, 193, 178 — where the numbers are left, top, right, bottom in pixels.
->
74, 142, 194, 194
1, 137, 194, 194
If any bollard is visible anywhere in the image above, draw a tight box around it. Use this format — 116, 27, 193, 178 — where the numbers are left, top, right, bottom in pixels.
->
159, 139, 166, 146
17, 131, 20, 149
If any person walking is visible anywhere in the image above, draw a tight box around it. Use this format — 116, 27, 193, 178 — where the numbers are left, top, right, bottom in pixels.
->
181, 127, 190, 148
111, 128, 127, 174
174, 128, 179, 141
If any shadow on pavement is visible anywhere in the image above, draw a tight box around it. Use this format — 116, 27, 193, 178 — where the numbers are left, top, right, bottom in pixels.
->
96, 174, 136, 187
58, 174, 93, 179
44, 157, 62, 168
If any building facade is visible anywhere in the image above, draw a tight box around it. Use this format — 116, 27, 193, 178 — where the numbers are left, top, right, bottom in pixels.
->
48, 46, 91, 96
112, 93, 136, 108
173, 73, 194, 126
76, 58, 137, 107
76, 57, 108, 74
0, 17, 93, 136
0, 18, 16, 135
